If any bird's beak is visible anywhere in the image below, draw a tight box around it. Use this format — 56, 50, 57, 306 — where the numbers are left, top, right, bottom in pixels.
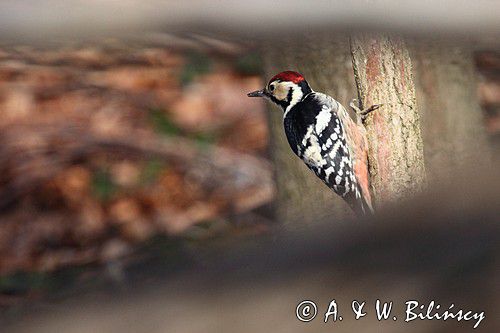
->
247, 89, 268, 98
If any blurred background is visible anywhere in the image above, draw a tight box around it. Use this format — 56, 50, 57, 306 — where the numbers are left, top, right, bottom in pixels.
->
0, 34, 280, 315
0, 1, 499, 332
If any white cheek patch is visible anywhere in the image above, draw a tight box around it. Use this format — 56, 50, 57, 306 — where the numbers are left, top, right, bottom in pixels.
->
274, 85, 289, 100
289, 87, 303, 106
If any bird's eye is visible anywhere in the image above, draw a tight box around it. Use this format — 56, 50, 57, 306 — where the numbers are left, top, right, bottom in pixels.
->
269, 84, 275, 92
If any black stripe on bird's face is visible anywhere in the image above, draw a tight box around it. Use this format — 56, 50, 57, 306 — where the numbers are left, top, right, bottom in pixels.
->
298, 80, 312, 96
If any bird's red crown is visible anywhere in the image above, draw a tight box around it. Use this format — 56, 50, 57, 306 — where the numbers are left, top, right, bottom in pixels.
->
269, 71, 305, 84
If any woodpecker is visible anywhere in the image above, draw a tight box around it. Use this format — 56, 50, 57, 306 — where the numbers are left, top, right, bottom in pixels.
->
248, 71, 380, 216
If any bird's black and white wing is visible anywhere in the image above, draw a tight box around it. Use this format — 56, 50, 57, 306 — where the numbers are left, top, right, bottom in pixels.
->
294, 92, 372, 215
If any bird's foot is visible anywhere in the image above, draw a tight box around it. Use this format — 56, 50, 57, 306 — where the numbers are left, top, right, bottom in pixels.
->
349, 99, 382, 122
360, 104, 382, 120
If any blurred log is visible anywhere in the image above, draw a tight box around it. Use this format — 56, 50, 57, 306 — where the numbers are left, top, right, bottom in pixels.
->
261, 35, 356, 227
5, 168, 500, 333
350, 36, 426, 206
1, 1, 499, 41
412, 42, 491, 183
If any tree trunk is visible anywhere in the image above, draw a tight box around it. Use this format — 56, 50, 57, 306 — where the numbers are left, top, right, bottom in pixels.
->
350, 35, 426, 206
261, 36, 357, 227
412, 41, 490, 183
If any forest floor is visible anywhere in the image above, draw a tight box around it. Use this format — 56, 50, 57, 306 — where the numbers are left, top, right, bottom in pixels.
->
0, 36, 498, 321
0, 36, 275, 318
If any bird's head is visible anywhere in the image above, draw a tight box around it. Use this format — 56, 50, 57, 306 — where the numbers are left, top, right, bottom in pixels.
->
247, 71, 312, 111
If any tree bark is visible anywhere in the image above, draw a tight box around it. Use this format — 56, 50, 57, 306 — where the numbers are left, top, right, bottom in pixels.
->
350, 35, 426, 206
412, 41, 490, 183
261, 35, 357, 227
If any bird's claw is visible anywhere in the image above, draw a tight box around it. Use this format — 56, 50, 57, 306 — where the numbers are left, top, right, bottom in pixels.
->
349, 99, 382, 121
349, 99, 362, 114
360, 104, 382, 119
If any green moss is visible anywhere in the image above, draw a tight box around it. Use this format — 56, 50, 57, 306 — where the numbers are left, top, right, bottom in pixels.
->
91, 169, 117, 201
234, 52, 262, 76
140, 159, 166, 185
191, 131, 216, 150
180, 51, 212, 85
148, 108, 181, 137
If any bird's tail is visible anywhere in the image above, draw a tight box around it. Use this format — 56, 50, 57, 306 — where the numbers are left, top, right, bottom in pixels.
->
345, 188, 374, 217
